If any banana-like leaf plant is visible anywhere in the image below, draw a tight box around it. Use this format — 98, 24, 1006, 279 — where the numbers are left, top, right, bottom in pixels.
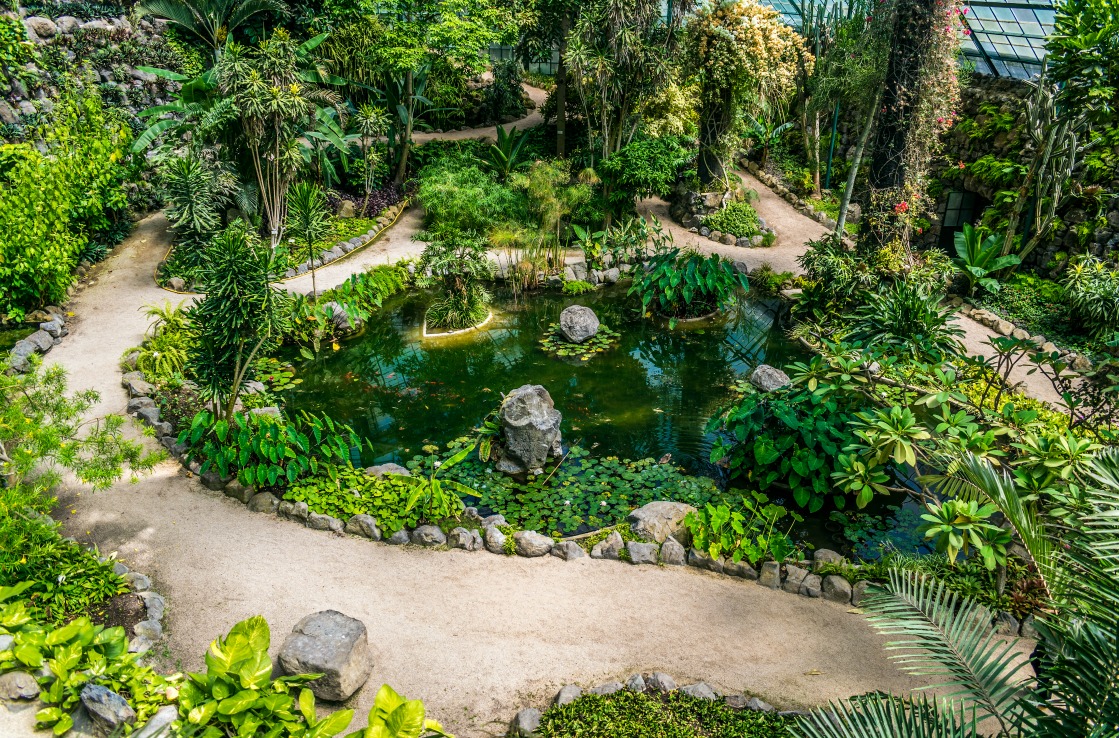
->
952, 223, 1020, 296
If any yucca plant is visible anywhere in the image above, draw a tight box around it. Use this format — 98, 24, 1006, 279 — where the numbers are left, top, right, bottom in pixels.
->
952, 224, 1020, 296
848, 284, 963, 361
481, 125, 530, 182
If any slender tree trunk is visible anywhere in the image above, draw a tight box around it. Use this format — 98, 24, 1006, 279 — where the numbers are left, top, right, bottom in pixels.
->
836, 84, 883, 237
393, 69, 415, 185
810, 110, 822, 197
555, 22, 570, 158
698, 87, 732, 187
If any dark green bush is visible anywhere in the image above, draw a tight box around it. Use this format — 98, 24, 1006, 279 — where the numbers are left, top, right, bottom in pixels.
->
703, 201, 761, 238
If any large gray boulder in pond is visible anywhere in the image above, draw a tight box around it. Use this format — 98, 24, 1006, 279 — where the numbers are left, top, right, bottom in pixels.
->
496, 385, 563, 474
749, 364, 792, 393
278, 611, 372, 701
627, 501, 695, 544
558, 305, 600, 343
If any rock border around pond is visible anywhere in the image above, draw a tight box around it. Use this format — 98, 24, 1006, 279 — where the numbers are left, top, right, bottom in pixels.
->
5, 305, 72, 374
508, 671, 808, 737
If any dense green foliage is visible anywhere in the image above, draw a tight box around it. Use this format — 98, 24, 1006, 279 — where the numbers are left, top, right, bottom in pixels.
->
702, 201, 762, 238
286, 467, 424, 535
540, 691, 792, 738
629, 249, 749, 321
1063, 255, 1119, 339
848, 284, 963, 361
684, 494, 801, 565
0, 91, 131, 318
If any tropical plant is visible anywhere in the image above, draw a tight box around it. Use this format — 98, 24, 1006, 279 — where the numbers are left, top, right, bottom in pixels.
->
392, 444, 479, 523
702, 201, 763, 238
185, 224, 291, 420
301, 107, 357, 190
347, 684, 451, 738
595, 135, 693, 215
917, 499, 1009, 569
481, 125, 530, 182
180, 410, 362, 487
848, 284, 963, 361
178, 615, 354, 737
744, 106, 794, 169
286, 182, 332, 297
352, 104, 390, 207
416, 232, 494, 330
684, 494, 801, 566
951, 223, 1020, 296
628, 249, 749, 323
137, 0, 288, 61
483, 58, 527, 122
1046, 0, 1118, 126
1063, 254, 1119, 338
416, 160, 524, 236
160, 153, 238, 257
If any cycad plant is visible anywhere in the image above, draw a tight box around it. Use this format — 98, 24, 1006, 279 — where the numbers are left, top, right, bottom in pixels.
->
137, 0, 287, 62
793, 452, 1119, 738
952, 223, 1020, 296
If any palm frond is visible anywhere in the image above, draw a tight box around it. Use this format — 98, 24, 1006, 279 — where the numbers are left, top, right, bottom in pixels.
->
863, 569, 1034, 734
1083, 447, 1119, 575
1028, 616, 1119, 737
791, 693, 973, 738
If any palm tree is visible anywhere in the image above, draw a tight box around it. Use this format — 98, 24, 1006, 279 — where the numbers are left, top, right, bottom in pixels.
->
136, 0, 287, 62
792, 452, 1119, 738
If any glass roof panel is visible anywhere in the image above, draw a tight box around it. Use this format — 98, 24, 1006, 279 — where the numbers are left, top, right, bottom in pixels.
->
764, 0, 1057, 79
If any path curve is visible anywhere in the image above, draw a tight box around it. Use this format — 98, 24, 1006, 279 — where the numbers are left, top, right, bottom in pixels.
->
48, 215, 945, 736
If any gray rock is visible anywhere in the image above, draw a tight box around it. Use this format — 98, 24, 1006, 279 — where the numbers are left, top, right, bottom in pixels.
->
0, 671, 39, 700
25, 16, 57, 38
822, 575, 853, 604
725, 694, 747, 710
134, 619, 162, 640
745, 697, 775, 712
554, 684, 582, 705
590, 531, 624, 560
783, 565, 810, 594
589, 682, 623, 696
723, 559, 758, 580
497, 384, 563, 474
514, 530, 554, 557
625, 673, 646, 692
40, 317, 65, 338
55, 16, 82, 34
280, 501, 309, 521
482, 514, 506, 528
308, 512, 344, 533
127, 396, 156, 414
647, 672, 676, 693
687, 548, 724, 573
602, 268, 621, 284
127, 379, 156, 397
224, 480, 254, 504
278, 610, 372, 701
626, 541, 659, 564
201, 470, 226, 493
346, 514, 382, 540
139, 591, 165, 622
124, 572, 150, 592
511, 707, 542, 737
563, 266, 578, 281
995, 612, 1020, 636
121, 371, 145, 388
112, 562, 129, 576
484, 525, 507, 554
627, 501, 695, 544
659, 536, 686, 565
550, 541, 585, 560
386, 529, 410, 545
558, 305, 600, 344
80, 684, 136, 733
247, 492, 279, 514
133, 705, 178, 738
447, 527, 481, 551
681, 683, 718, 701
571, 263, 588, 281
800, 574, 823, 597
812, 549, 844, 571
1019, 614, 1039, 639
758, 561, 781, 589
167, 277, 186, 291
26, 330, 53, 354
129, 636, 154, 654
0, 634, 13, 652
749, 364, 791, 393
411, 525, 446, 547
850, 581, 871, 607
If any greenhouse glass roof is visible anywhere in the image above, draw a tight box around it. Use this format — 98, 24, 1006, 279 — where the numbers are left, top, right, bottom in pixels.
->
766, 0, 1057, 79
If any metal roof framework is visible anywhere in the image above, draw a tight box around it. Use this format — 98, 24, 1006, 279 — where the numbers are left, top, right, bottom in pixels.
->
767, 0, 1057, 79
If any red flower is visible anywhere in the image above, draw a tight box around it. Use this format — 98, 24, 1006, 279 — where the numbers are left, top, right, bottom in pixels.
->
894, 201, 910, 214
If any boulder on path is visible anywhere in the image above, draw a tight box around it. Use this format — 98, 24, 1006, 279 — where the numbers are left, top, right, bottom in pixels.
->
278, 611, 372, 701
627, 501, 694, 544
558, 305, 600, 344
496, 385, 562, 475
749, 365, 791, 393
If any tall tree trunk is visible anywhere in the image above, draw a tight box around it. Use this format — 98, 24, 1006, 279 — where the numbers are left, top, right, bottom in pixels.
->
857, 0, 934, 254
555, 21, 570, 158
810, 111, 821, 197
697, 88, 732, 187
393, 69, 414, 185
836, 84, 883, 237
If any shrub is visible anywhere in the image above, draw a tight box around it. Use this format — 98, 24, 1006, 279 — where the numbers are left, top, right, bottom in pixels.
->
848, 283, 964, 361
597, 135, 694, 214
702, 201, 762, 238
483, 58, 527, 122
1063, 255, 1119, 338
562, 279, 597, 295
629, 249, 749, 321
416, 160, 524, 235
539, 691, 791, 738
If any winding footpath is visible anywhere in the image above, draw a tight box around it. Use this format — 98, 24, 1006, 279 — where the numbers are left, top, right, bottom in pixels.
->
41, 94, 1040, 737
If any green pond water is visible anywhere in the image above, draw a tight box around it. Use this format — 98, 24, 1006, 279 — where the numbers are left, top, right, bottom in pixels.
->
287, 286, 805, 477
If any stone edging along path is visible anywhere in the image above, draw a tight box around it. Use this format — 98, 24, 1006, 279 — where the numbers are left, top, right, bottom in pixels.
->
507, 671, 801, 738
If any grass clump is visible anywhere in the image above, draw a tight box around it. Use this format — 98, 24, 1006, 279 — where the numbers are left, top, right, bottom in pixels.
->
702, 201, 762, 238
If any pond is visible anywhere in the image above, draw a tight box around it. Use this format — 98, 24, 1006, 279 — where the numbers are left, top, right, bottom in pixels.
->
287, 286, 804, 478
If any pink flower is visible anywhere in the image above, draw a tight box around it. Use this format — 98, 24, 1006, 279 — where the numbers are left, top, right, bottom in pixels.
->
963, 28, 971, 35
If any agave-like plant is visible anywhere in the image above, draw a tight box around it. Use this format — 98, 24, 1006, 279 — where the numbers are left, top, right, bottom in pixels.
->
848, 284, 964, 361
